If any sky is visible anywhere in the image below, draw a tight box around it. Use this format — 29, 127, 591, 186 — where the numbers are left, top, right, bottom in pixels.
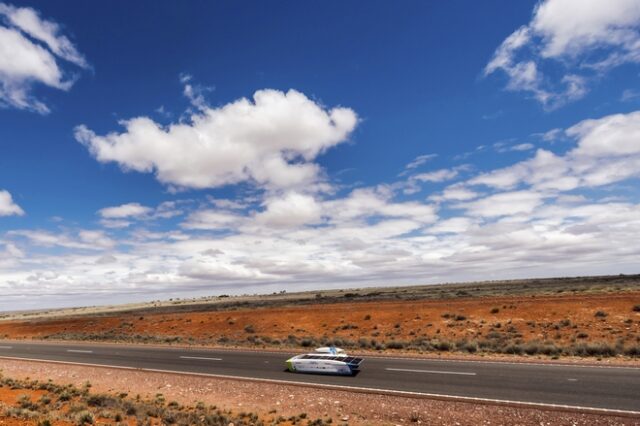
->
1, 0, 640, 310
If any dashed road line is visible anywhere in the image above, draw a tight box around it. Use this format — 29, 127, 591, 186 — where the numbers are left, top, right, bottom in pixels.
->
386, 367, 476, 376
0, 355, 637, 417
179, 356, 222, 361
66, 349, 93, 354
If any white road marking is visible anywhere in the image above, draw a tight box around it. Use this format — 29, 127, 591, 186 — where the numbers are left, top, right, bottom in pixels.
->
386, 367, 476, 376
0, 346, 13, 349
66, 349, 93, 354
5, 341, 635, 370
567, 378, 578, 381
0, 355, 637, 417
179, 356, 222, 361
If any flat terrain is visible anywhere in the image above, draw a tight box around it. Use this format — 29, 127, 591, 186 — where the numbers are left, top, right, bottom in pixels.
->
1, 341, 639, 413
1, 275, 639, 359
0, 369, 281, 425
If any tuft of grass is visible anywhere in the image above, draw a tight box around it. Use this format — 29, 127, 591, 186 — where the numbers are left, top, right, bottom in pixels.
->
594, 310, 608, 318
75, 410, 95, 425
490, 307, 499, 314
633, 305, 640, 312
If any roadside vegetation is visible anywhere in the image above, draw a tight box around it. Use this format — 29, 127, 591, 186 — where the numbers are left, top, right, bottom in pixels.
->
1, 275, 639, 361
0, 373, 329, 425
37, 312, 640, 359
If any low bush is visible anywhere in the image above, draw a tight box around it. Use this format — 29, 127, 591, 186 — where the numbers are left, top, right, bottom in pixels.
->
386, 340, 406, 349
570, 342, 618, 357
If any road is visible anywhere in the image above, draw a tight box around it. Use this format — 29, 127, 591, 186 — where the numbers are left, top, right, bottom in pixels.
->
0, 341, 638, 413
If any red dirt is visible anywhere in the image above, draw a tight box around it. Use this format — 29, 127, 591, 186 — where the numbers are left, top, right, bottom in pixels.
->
1, 292, 639, 352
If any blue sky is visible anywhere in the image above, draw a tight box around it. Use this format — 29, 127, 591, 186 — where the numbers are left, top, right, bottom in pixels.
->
1, 0, 640, 310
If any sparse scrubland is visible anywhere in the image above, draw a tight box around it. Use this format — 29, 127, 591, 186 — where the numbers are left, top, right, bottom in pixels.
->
1, 359, 637, 426
1, 275, 639, 361
0, 372, 322, 426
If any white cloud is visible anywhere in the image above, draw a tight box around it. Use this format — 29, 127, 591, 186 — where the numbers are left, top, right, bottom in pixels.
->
401, 165, 471, 195
538, 128, 564, 142
75, 89, 358, 191
413, 168, 459, 183
429, 217, 474, 234
0, 2, 87, 113
256, 192, 321, 228
621, 89, 640, 101
429, 184, 479, 202
471, 110, 640, 192
9, 229, 114, 250
323, 187, 438, 225
460, 190, 546, 218
470, 148, 574, 191
485, 0, 640, 107
510, 143, 535, 152
531, 0, 640, 59
4, 173, 640, 309
99, 202, 152, 219
568, 110, 640, 157
0, 189, 23, 216
6, 105, 640, 309
493, 141, 535, 153
182, 210, 242, 231
402, 153, 437, 171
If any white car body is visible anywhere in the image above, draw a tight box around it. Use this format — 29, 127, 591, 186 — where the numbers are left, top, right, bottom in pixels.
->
286, 347, 363, 375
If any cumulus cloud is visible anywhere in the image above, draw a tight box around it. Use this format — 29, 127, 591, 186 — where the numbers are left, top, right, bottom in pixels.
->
470, 110, 640, 191
6, 108, 640, 308
75, 89, 358, 191
0, 2, 87, 113
485, 0, 640, 107
0, 189, 23, 216
256, 192, 322, 228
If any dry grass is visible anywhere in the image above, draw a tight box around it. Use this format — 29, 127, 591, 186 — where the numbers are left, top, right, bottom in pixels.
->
0, 373, 323, 425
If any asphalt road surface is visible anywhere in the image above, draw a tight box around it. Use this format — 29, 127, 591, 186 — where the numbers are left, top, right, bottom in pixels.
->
0, 341, 638, 413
